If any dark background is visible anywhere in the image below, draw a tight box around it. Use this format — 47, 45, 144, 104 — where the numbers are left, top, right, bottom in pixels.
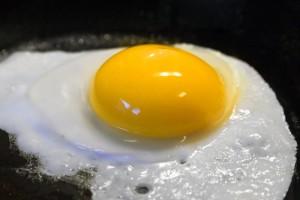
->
0, 0, 299, 199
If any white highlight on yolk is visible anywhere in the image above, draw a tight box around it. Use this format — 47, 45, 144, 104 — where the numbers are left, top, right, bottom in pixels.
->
158, 71, 182, 77
178, 91, 187, 98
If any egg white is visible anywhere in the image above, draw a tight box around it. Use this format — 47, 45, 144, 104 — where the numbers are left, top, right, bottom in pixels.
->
0, 44, 296, 200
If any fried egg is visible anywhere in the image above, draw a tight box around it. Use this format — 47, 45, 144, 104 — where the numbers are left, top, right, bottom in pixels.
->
0, 44, 296, 200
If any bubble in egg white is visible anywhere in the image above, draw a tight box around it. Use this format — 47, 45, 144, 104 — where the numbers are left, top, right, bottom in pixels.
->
0, 44, 296, 200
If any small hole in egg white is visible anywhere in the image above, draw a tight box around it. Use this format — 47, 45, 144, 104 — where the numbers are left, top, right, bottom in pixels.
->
135, 184, 151, 194
179, 159, 187, 164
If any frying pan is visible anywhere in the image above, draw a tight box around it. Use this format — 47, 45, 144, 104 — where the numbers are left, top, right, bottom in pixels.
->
0, 0, 299, 199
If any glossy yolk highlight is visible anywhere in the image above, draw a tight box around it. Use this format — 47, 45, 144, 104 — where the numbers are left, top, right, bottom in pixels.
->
89, 44, 227, 139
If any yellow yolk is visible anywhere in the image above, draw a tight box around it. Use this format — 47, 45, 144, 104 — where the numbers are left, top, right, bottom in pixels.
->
89, 44, 228, 139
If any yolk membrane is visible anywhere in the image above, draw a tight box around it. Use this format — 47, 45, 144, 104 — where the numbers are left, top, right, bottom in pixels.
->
89, 44, 227, 139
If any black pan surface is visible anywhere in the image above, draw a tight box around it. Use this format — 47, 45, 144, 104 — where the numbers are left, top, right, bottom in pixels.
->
0, 0, 299, 199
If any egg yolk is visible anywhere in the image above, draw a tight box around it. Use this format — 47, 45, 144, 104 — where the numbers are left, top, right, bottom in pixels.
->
89, 44, 227, 139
